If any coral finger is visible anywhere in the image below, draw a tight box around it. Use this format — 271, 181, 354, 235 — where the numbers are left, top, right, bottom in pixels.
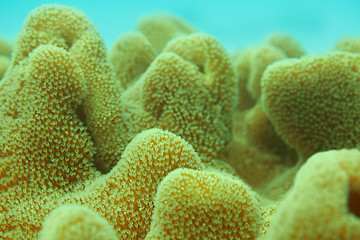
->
109, 32, 157, 89
261, 52, 360, 160
67, 128, 204, 239
137, 13, 195, 52
39, 205, 118, 240
267, 149, 360, 239
145, 168, 263, 239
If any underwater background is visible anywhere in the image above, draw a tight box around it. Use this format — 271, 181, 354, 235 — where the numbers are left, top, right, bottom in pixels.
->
1, 0, 360, 53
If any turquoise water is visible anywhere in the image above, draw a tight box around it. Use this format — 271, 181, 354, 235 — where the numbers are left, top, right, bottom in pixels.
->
0, 0, 359, 53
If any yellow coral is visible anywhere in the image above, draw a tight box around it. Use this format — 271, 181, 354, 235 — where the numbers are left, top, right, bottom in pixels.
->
0, 44, 98, 202
235, 103, 297, 165
121, 33, 237, 163
0, 55, 9, 79
334, 36, 360, 54
225, 136, 296, 199
231, 48, 256, 110
137, 13, 195, 52
0, 44, 100, 238
232, 33, 304, 110
145, 168, 263, 240
10, 4, 132, 173
246, 45, 287, 100
153, 33, 236, 161
109, 32, 157, 88
265, 32, 305, 58
229, 41, 298, 196
267, 149, 360, 239
0, 38, 12, 57
0, 38, 12, 79
240, 104, 294, 157
67, 128, 204, 239
2, 128, 204, 239
261, 52, 360, 160
5, 3, 360, 240
39, 205, 118, 240
232, 44, 286, 109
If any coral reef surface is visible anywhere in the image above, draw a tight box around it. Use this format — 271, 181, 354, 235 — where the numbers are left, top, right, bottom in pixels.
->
1, 4, 360, 240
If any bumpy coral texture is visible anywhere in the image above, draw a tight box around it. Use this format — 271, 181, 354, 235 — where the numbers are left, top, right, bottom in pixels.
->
2, 127, 203, 239
0, 38, 12, 57
267, 149, 360, 239
334, 36, 360, 54
9, 4, 133, 173
0, 44, 100, 239
137, 13, 195, 52
146, 168, 263, 240
3, 3, 360, 240
0, 56, 9, 79
109, 32, 157, 89
265, 32, 305, 58
109, 14, 195, 91
66, 128, 204, 239
107, 15, 236, 169
39, 205, 118, 240
0, 38, 12, 79
122, 33, 237, 162
0, 44, 97, 207
152, 33, 236, 161
233, 44, 286, 104
232, 32, 304, 110
261, 52, 360, 160
227, 35, 300, 197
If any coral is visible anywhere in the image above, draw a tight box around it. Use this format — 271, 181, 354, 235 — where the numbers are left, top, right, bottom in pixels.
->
228, 34, 303, 192
3, 3, 360, 240
0, 55, 9, 79
229, 39, 299, 196
0, 38, 12, 57
233, 44, 286, 103
232, 32, 304, 110
1, 128, 204, 239
334, 36, 360, 54
227, 103, 297, 197
202, 158, 239, 177
109, 32, 157, 89
39, 205, 118, 240
137, 13, 195, 52
9, 4, 132, 173
265, 32, 305, 58
231, 47, 257, 110
145, 168, 263, 240
239, 104, 291, 156
267, 149, 360, 239
0, 44, 100, 239
224, 136, 296, 200
111, 24, 236, 169
232, 104, 297, 162
150, 33, 236, 161
122, 33, 237, 162
261, 52, 360, 160
0, 44, 98, 211
0, 38, 12, 79
67, 128, 204, 239
109, 13, 196, 90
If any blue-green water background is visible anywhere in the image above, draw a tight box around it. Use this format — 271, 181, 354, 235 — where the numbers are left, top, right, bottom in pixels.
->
0, 0, 359, 53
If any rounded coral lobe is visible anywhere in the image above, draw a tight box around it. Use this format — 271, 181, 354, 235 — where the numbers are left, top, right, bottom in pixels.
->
261, 52, 360, 160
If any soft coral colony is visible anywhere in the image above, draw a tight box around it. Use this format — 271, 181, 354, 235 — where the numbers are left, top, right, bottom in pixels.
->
1, 4, 360, 240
